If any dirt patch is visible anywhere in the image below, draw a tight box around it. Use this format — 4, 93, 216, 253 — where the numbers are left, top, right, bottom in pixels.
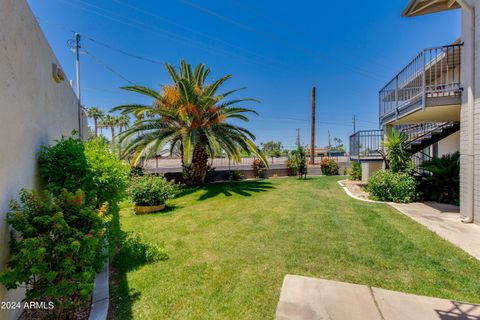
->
341, 180, 371, 201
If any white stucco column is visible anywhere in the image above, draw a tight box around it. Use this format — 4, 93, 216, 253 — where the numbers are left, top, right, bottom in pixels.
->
458, 0, 476, 223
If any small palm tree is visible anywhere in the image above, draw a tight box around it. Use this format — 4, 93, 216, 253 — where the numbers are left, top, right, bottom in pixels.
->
112, 60, 266, 185
383, 128, 411, 173
86, 107, 104, 137
420, 152, 460, 204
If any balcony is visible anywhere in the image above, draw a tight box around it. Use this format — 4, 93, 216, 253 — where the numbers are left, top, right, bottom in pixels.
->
379, 43, 462, 126
349, 130, 384, 162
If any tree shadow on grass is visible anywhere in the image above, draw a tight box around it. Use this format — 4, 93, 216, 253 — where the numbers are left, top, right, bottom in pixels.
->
108, 203, 164, 319
197, 180, 275, 201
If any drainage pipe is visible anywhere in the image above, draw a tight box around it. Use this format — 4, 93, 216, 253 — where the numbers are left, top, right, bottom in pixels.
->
457, 0, 475, 223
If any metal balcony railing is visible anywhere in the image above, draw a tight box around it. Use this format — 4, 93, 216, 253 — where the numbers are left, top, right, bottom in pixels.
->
379, 43, 462, 124
349, 130, 384, 161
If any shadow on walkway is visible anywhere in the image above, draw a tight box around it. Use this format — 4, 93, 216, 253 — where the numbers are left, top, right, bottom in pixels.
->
435, 301, 480, 319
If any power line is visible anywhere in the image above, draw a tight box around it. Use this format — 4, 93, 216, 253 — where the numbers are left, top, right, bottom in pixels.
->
180, 0, 388, 82
56, 0, 286, 72
83, 50, 135, 84
226, 0, 393, 72
83, 36, 164, 65
111, 0, 290, 69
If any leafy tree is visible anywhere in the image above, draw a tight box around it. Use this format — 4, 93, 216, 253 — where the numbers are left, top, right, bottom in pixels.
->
86, 107, 104, 137
261, 141, 282, 158
332, 137, 345, 152
111, 60, 266, 185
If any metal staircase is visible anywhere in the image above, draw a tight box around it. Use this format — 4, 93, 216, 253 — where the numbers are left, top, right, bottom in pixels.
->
397, 121, 460, 154
396, 121, 460, 174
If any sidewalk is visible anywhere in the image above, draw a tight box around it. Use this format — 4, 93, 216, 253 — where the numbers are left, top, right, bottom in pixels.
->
389, 202, 480, 261
339, 180, 480, 261
276, 275, 480, 320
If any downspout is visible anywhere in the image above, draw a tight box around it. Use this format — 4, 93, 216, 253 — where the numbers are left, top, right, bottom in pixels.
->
458, 0, 475, 223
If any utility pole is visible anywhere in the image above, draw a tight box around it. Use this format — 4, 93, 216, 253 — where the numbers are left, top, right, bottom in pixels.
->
353, 115, 356, 134
328, 130, 331, 157
74, 33, 83, 139
309, 86, 316, 165
75, 33, 81, 102
296, 128, 301, 148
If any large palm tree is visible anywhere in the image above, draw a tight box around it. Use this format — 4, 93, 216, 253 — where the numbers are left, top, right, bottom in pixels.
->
112, 60, 266, 185
86, 107, 104, 137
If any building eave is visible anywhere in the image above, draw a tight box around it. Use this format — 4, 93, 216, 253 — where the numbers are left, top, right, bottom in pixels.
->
402, 0, 461, 17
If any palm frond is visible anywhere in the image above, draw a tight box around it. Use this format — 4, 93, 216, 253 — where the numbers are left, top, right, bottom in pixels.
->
120, 86, 163, 101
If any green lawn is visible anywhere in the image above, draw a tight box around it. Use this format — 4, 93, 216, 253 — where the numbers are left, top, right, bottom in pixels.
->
110, 177, 480, 319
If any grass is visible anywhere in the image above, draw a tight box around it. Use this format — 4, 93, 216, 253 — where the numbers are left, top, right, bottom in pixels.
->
110, 177, 480, 319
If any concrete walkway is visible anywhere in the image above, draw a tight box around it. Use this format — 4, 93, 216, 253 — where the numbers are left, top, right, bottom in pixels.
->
276, 275, 480, 320
339, 180, 480, 261
389, 202, 480, 261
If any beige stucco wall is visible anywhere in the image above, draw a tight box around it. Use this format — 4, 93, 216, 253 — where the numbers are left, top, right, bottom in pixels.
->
0, 0, 81, 319
361, 161, 383, 181
459, 0, 480, 224
437, 131, 460, 156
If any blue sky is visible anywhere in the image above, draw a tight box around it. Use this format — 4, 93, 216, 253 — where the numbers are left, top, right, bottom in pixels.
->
28, 0, 461, 150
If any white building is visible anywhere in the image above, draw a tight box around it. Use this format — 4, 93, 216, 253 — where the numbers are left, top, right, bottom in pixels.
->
350, 0, 479, 224
0, 1, 87, 319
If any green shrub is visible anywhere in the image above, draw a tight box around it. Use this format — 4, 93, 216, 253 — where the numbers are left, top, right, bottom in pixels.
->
38, 136, 91, 199
228, 170, 244, 181
349, 162, 362, 180
251, 159, 267, 178
289, 147, 307, 179
0, 189, 107, 317
367, 170, 419, 203
39, 136, 129, 208
286, 159, 298, 176
84, 138, 130, 206
320, 158, 339, 175
127, 175, 178, 206
420, 152, 460, 205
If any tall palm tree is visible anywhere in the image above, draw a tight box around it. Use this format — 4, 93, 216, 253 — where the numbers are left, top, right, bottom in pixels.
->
112, 60, 266, 185
117, 114, 130, 133
100, 114, 118, 144
86, 107, 104, 137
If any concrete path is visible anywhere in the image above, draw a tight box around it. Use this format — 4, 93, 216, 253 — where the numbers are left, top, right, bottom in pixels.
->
338, 180, 480, 261
276, 275, 480, 320
389, 202, 480, 261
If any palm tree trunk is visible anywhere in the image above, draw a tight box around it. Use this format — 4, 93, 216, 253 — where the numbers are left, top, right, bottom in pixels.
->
94, 118, 98, 137
111, 126, 115, 144
191, 142, 209, 185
